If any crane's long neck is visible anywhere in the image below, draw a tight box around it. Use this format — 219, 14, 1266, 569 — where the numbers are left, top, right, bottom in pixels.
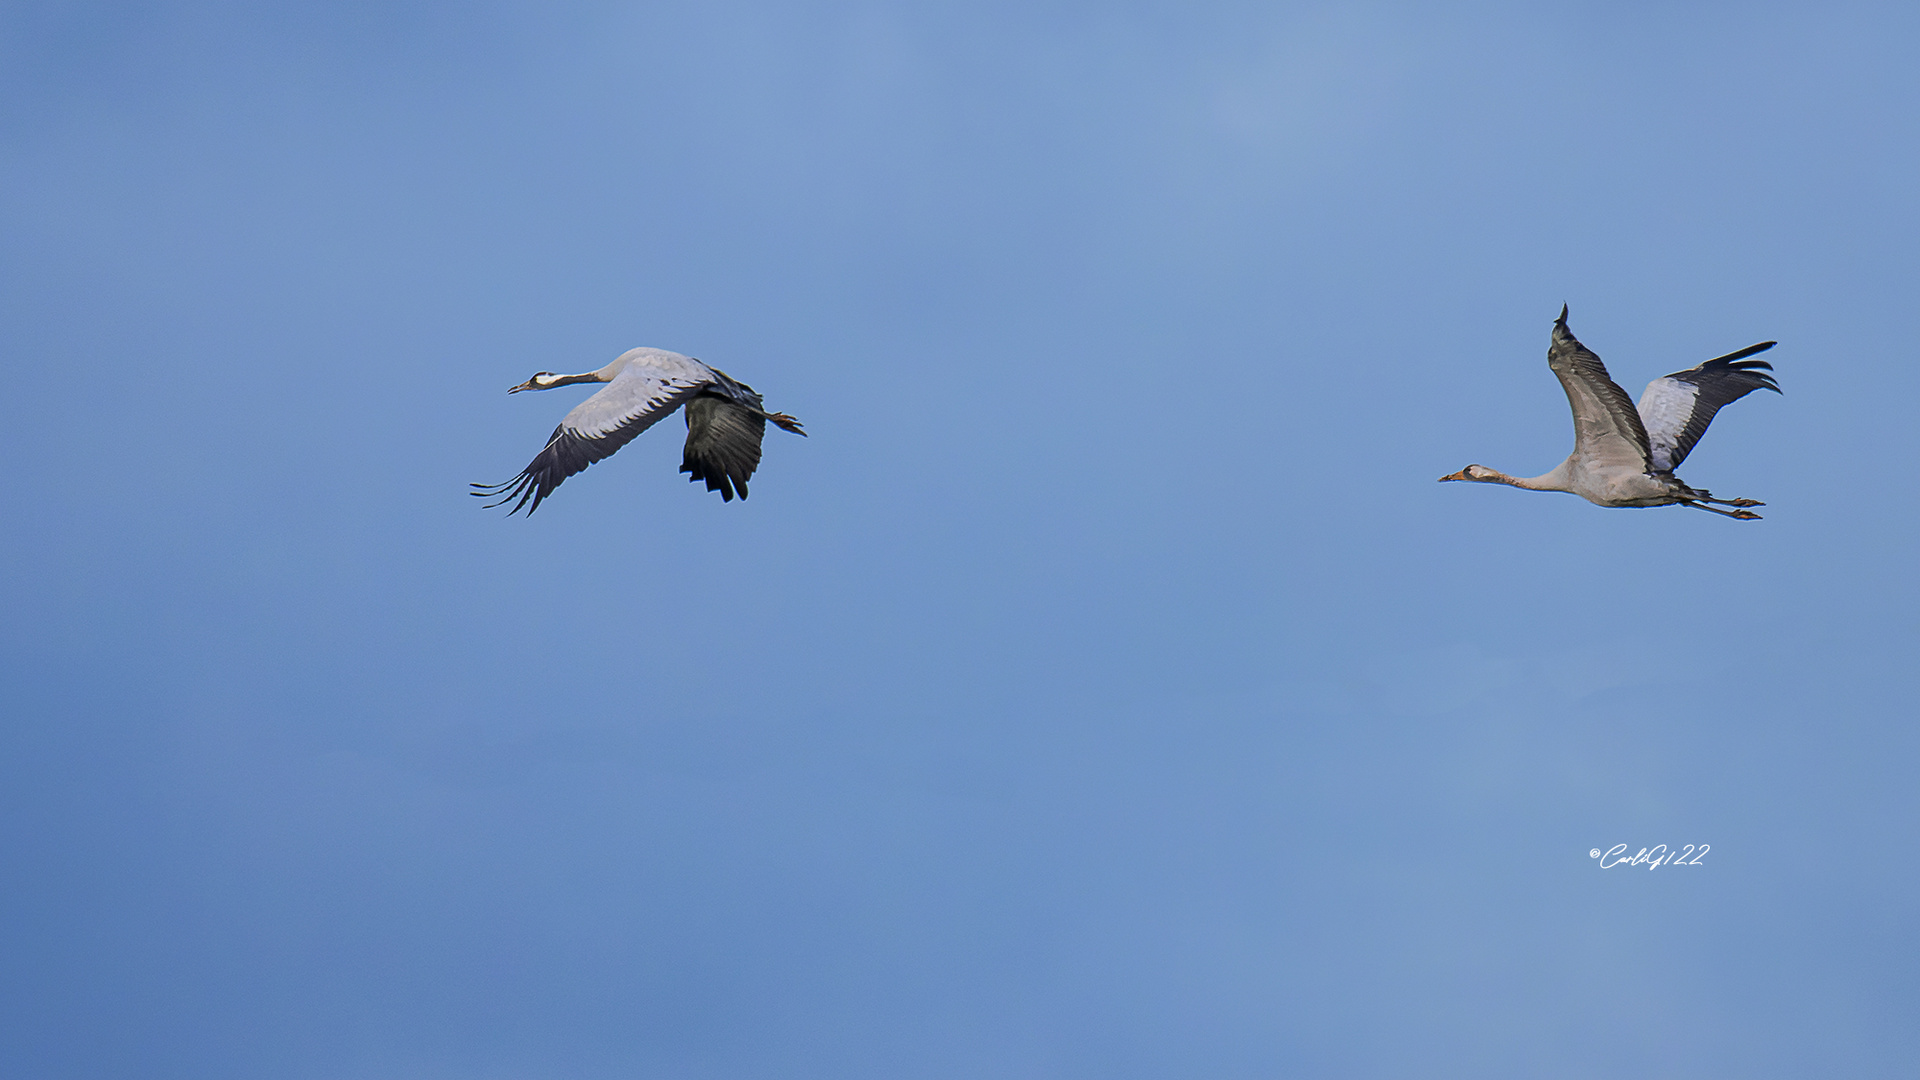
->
512, 361, 623, 394
1485, 459, 1574, 492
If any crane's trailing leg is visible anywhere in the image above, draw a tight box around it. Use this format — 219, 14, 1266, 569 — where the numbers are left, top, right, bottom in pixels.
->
1679, 486, 1765, 508
1680, 500, 1762, 520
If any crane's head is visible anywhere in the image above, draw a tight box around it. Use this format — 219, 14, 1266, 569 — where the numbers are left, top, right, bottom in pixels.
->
1438, 465, 1499, 483
509, 372, 563, 393
509, 369, 608, 393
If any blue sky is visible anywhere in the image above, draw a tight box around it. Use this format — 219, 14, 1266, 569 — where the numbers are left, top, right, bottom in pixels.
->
3, 2, 1918, 1076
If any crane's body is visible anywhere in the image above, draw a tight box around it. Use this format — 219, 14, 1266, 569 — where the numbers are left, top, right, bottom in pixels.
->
1441, 307, 1779, 520
475, 347, 805, 514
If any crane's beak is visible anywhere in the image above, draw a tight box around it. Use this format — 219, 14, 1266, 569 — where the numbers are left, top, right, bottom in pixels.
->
507, 378, 537, 394
1438, 470, 1469, 482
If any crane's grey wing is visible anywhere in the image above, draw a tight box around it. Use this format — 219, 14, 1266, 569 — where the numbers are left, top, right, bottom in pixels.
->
1547, 307, 1653, 474
679, 392, 767, 502
475, 359, 714, 514
1637, 342, 1779, 472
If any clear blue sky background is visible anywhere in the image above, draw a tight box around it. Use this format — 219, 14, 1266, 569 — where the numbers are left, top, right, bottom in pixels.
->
4, 2, 1917, 1076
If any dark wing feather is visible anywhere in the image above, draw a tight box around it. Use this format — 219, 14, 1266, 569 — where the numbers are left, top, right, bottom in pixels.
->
1547, 307, 1654, 472
1637, 342, 1780, 472
680, 393, 768, 502
473, 419, 654, 515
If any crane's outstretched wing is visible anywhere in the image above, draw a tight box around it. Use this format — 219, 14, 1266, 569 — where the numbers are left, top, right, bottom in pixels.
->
474, 361, 711, 515
679, 393, 769, 502
1636, 342, 1780, 472
1547, 306, 1653, 474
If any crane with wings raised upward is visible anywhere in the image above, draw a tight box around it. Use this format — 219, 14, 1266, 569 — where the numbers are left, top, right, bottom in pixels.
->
1440, 306, 1780, 519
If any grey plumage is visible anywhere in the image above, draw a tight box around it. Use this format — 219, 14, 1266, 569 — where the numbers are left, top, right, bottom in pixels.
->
1546, 308, 1656, 476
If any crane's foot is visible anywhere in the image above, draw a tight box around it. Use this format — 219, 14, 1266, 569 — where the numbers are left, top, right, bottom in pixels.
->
764, 411, 807, 435
1729, 509, 1762, 520
1723, 498, 1764, 507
